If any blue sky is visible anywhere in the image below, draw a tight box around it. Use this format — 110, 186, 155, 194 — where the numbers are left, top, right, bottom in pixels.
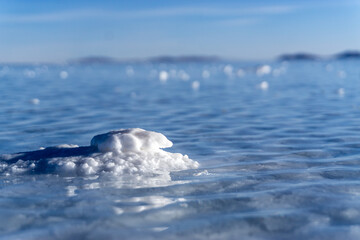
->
1, 0, 360, 62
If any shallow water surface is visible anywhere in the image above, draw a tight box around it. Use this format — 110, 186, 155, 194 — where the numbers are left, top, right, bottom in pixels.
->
1, 61, 360, 239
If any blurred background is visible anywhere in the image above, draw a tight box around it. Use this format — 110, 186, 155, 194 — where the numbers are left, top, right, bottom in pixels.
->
1, 0, 360, 63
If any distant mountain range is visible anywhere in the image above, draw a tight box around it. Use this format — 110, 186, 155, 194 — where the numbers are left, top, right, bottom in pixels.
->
4, 51, 359, 65
69, 56, 121, 64
278, 50, 360, 61
148, 55, 220, 63
69, 55, 220, 64
278, 53, 319, 61
335, 51, 360, 59
70, 51, 360, 65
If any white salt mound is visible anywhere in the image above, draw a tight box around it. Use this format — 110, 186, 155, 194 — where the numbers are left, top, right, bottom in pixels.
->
59, 71, 68, 79
0, 128, 199, 181
202, 70, 210, 79
338, 88, 345, 96
224, 65, 233, 76
30, 98, 40, 105
260, 81, 269, 90
256, 65, 271, 76
90, 128, 173, 154
191, 81, 200, 90
159, 71, 169, 82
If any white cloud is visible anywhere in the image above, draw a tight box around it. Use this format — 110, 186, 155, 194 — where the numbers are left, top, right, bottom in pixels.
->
0, 9, 100, 23
126, 5, 297, 18
0, 5, 297, 23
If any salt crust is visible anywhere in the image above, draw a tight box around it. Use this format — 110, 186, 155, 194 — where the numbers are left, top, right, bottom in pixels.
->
0, 128, 199, 179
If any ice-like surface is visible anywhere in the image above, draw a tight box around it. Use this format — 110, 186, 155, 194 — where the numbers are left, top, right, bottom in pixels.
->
0, 128, 198, 183
1, 61, 360, 239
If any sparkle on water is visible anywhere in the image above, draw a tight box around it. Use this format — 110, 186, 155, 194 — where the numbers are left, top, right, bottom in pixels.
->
0, 60, 360, 239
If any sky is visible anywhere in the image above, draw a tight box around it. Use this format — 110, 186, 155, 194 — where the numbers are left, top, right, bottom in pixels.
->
0, 0, 360, 63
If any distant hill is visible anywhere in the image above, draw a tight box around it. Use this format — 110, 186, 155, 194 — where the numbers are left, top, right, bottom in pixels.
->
278, 53, 320, 61
70, 55, 220, 65
69, 56, 121, 64
278, 50, 360, 61
63, 51, 360, 65
147, 55, 220, 63
335, 51, 360, 59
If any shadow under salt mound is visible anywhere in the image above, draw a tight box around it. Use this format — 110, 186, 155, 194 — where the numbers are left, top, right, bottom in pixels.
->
1, 146, 97, 164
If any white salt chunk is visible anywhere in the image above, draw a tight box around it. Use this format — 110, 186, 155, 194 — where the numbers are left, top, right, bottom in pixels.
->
256, 65, 272, 76
237, 69, 245, 78
60, 71, 68, 79
30, 98, 40, 105
126, 66, 134, 77
66, 186, 77, 197
24, 70, 36, 78
338, 70, 346, 79
178, 70, 190, 81
260, 81, 269, 90
202, 70, 210, 79
224, 65, 233, 76
192, 81, 200, 90
159, 71, 169, 83
338, 88, 345, 96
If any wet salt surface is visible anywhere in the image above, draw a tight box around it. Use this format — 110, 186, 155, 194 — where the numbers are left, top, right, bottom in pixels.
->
1, 61, 360, 239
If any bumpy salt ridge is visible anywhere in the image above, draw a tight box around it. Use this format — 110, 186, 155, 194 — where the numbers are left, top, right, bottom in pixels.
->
0, 128, 199, 179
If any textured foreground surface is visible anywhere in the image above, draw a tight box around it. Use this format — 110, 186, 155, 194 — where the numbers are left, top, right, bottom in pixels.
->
1, 61, 360, 239
1, 128, 198, 184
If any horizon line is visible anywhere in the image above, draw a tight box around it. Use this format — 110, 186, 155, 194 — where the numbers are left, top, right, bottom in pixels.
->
1, 50, 360, 65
